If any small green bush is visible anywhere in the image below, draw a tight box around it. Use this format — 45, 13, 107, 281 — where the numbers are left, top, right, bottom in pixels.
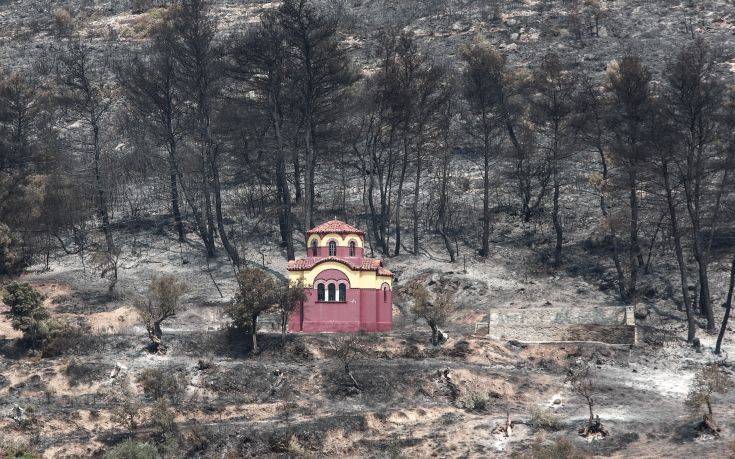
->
2, 282, 49, 345
150, 398, 179, 452
459, 391, 492, 412
103, 439, 158, 459
514, 437, 586, 459
0, 222, 23, 276
529, 406, 563, 430
64, 359, 110, 386
3, 442, 37, 459
137, 368, 185, 404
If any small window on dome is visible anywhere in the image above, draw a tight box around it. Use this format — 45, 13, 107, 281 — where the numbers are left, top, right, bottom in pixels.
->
349, 241, 356, 256
311, 239, 318, 256
328, 240, 337, 256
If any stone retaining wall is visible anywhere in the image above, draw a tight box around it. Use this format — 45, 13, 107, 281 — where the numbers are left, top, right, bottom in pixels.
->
476, 306, 636, 344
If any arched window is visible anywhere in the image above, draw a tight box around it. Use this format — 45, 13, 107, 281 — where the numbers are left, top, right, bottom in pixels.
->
317, 283, 325, 302
349, 241, 356, 256
328, 240, 337, 256
311, 239, 318, 256
383, 286, 388, 303
327, 283, 336, 302
339, 283, 347, 302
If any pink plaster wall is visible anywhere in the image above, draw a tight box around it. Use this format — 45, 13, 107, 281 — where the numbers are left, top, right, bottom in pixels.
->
289, 286, 392, 333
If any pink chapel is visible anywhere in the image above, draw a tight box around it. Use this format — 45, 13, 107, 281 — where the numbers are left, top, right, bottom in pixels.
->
287, 220, 393, 333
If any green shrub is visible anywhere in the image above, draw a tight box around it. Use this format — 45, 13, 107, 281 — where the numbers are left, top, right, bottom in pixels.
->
103, 439, 158, 459
529, 406, 563, 430
64, 359, 110, 386
459, 391, 492, 412
136, 368, 185, 404
3, 439, 37, 459
110, 384, 142, 433
2, 282, 48, 344
150, 398, 179, 451
0, 222, 23, 276
43, 321, 101, 357
514, 437, 586, 459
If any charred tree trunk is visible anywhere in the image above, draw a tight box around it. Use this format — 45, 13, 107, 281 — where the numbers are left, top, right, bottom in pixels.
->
368, 163, 388, 255
596, 148, 626, 299
169, 140, 214, 257
211, 150, 240, 268
552, 162, 562, 266
146, 320, 164, 353
412, 144, 422, 254
480, 126, 491, 257
663, 161, 697, 343
394, 136, 410, 256
715, 257, 735, 354
627, 167, 640, 304
437, 149, 456, 263
92, 122, 115, 254
251, 315, 259, 353
293, 147, 302, 204
169, 154, 186, 242
304, 120, 315, 230
202, 165, 217, 257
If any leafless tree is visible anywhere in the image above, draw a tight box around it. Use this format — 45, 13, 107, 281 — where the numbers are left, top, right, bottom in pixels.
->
330, 333, 366, 391
651, 117, 698, 343
170, 0, 240, 266
578, 79, 627, 299
117, 23, 192, 245
57, 37, 117, 256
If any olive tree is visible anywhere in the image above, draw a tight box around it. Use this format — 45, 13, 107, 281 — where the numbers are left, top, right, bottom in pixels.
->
404, 280, 455, 345
135, 275, 188, 354
330, 333, 366, 392
685, 364, 733, 434
225, 268, 278, 353
274, 278, 306, 347
566, 363, 607, 437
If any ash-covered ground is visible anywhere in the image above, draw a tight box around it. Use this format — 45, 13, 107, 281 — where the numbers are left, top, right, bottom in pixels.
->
1, 0, 735, 457
0, 219, 733, 456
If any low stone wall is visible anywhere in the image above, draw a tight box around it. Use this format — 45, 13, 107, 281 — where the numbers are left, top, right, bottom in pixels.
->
476, 306, 636, 344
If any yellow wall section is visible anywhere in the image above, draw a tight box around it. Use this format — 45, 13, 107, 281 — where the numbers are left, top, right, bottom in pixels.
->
307, 233, 364, 248
289, 261, 391, 289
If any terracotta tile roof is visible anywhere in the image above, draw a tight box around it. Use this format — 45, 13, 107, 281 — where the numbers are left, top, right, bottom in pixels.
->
287, 256, 393, 278
306, 219, 365, 236
360, 258, 381, 270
